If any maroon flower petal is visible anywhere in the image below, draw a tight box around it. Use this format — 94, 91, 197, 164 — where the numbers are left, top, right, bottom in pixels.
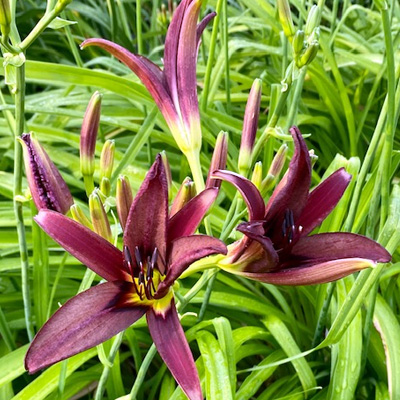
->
147, 299, 202, 400
25, 281, 147, 374
239, 258, 376, 286
297, 168, 351, 236
287, 232, 392, 266
34, 210, 129, 282
236, 221, 279, 268
168, 187, 218, 242
124, 155, 168, 267
264, 126, 311, 233
212, 170, 265, 220
156, 235, 227, 296
81, 39, 179, 130
176, 0, 202, 137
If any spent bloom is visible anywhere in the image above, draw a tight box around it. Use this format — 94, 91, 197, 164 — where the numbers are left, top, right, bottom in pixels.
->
212, 127, 391, 285
81, 0, 215, 156
25, 155, 226, 400
18, 133, 73, 214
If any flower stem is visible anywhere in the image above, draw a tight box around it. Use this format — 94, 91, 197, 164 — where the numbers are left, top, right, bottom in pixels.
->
13, 63, 35, 341
136, 0, 143, 54
284, 67, 307, 131
95, 331, 125, 400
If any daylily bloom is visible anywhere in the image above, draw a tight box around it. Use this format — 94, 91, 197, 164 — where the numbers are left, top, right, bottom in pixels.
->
25, 155, 226, 400
80, 0, 215, 156
212, 126, 391, 285
18, 133, 73, 214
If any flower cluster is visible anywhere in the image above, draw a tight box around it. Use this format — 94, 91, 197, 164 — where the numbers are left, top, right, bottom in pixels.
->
19, 1, 391, 400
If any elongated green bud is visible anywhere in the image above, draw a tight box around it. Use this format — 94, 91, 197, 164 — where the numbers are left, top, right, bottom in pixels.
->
170, 177, 196, 217
70, 204, 93, 229
100, 140, 115, 180
293, 30, 305, 56
54, 0, 73, 14
100, 177, 111, 197
238, 79, 262, 175
268, 144, 288, 177
251, 161, 263, 190
277, 0, 295, 40
116, 175, 133, 230
89, 190, 112, 242
206, 131, 228, 189
305, 5, 320, 36
298, 41, 319, 67
0, 0, 11, 36
18, 133, 73, 214
80, 92, 102, 195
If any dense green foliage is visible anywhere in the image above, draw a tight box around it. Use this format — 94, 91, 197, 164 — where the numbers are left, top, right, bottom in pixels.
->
1, 0, 400, 399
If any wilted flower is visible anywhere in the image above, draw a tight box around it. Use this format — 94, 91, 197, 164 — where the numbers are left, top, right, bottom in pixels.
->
25, 155, 226, 400
81, 0, 215, 157
18, 133, 73, 214
213, 127, 391, 285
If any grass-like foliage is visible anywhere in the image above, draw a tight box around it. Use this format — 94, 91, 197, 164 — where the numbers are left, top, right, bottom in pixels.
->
0, 0, 400, 399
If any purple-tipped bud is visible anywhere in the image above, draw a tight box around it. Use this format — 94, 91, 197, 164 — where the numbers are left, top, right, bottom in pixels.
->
18, 133, 73, 214
116, 175, 133, 230
160, 151, 172, 193
206, 131, 228, 189
0, 0, 11, 36
261, 144, 288, 195
170, 177, 196, 217
80, 92, 102, 194
70, 204, 93, 229
89, 190, 112, 242
238, 79, 262, 175
277, 0, 295, 40
251, 162, 263, 190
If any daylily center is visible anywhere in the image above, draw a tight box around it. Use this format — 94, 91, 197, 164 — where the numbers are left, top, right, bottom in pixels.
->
278, 209, 303, 250
123, 245, 164, 301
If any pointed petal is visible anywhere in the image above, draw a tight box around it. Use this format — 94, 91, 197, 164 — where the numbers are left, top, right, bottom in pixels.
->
124, 155, 168, 266
297, 168, 351, 236
34, 210, 129, 282
81, 39, 180, 131
196, 12, 216, 47
177, 0, 202, 141
19, 134, 73, 214
239, 258, 376, 286
163, 0, 190, 108
206, 131, 228, 189
25, 281, 147, 373
264, 126, 311, 230
156, 235, 227, 296
236, 221, 279, 268
212, 170, 265, 220
168, 187, 218, 242
147, 299, 202, 400
286, 233, 392, 266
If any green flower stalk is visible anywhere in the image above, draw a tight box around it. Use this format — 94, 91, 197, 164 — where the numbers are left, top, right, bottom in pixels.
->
80, 91, 102, 196
18, 133, 73, 215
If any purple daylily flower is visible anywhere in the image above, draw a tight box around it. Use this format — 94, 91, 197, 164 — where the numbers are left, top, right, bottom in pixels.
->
25, 155, 226, 400
80, 0, 215, 155
212, 126, 391, 285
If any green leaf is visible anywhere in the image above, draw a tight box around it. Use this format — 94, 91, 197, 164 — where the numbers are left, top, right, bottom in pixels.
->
0, 345, 29, 388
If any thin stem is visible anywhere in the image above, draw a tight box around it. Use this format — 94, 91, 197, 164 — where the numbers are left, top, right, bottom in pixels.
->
197, 269, 218, 322
284, 67, 307, 131
136, 0, 143, 54
95, 332, 125, 400
186, 149, 205, 192
222, 0, 231, 113
13, 64, 34, 341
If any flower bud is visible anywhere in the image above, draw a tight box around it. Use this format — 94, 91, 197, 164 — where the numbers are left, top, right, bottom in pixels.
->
293, 30, 305, 56
268, 144, 288, 177
116, 175, 133, 230
170, 177, 196, 217
99, 140, 115, 181
54, 0, 73, 14
161, 151, 172, 193
238, 79, 262, 175
70, 204, 93, 229
89, 190, 112, 242
18, 133, 73, 214
305, 5, 320, 36
309, 149, 318, 167
277, 0, 295, 40
250, 162, 263, 190
100, 177, 111, 197
206, 131, 228, 189
298, 41, 319, 67
80, 91, 102, 195
0, 0, 11, 36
